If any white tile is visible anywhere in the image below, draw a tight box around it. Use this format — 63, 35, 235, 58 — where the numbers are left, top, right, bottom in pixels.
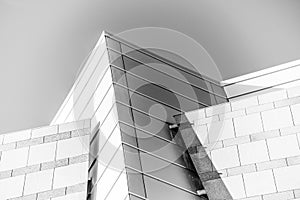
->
287, 86, 300, 98
28, 142, 56, 165
208, 119, 235, 143
31, 125, 58, 138
56, 135, 89, 160
0, 147, 29, 171
185, 109, 205, 121
238, 140, 269, 165
244, 170, 276, 196
0, 135, 3, 144
231, 96, 258, 111
192, 125, 209, 144
0, 175, 25, 199
234, 113, 263, 137
205, 103, 231, 117
3, 129, 31, 144
52, 192, 87, 200
291, 104, 300, 125
222, 175, 246, 199
53, 162, 88, 188
258, 90, 287, 104
267, 134, 300, 160
262, 107, 293, 131
24, 169, 53, 195
211, 146, 240, 170
274, 164, 300, 191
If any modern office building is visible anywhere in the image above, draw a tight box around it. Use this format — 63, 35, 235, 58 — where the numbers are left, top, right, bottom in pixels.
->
1, 31, 300, 200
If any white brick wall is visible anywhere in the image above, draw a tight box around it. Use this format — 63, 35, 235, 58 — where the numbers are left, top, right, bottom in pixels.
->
186, 86, 300, 199
0, 120, 90, 200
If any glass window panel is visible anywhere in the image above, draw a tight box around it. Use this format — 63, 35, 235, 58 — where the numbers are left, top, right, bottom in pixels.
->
144, 176, 201, 200
211, 83, 227, 97
108, 50, 124, 68
123, 144, 142, 171
114, 84, 130, 106
216, 95, 228, 104
106, 36, 121, 52
136, 129, 186, 167
129, 90, 181, 123
126, 73, 203, 112
111, 66, 127, 86
140, 152, 201, 192
116, 103, 134, 126
126, 168, 146, 198
120, 122, 138, 147
129, 194, 145, 200
131, 109, 173, 141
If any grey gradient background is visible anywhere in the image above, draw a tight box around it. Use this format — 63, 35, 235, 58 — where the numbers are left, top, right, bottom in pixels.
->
1, 0, 300, 133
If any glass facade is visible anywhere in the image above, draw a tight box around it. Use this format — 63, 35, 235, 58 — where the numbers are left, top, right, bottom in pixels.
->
87, 33, 227, 200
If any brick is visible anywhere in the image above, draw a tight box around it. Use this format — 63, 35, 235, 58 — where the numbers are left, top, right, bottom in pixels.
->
0, 175, 25, 199
58, 120, 90, 133
246, 103, 274, 114
227, 164, 256, 176
261, 107, 294, 131
207, 119, 235, 143
32, 125, 58, 139
24, 169, 54, 195
238, 140, 269, 165
267, 134, 300, 160
205, 103, 231, 117
17, 138, 43, 148
70, 129, 90, 137
0, 170, 12, 179
287, 155, 300, 166
280, 125, 300, 136
291, 104, 300, 125
12, 165, 40, 176
262, 191, 294, 200
28, 142, 56, 165
211, 146, 240, 170
10, 194, 37, 200
275, 96, 300, 108
234, 113, 263, 137
0, 142, 16, 151
256, 159, 287, 171
44, 132, 71, 143
274, 165, 300, 192
219, 109, 246, 120
223, 136, 250, 147
250, 130, 280, 142
40, 159, 68, 170
3, 129, 31, 144
37, 188, 65, 200
68, 154, 88, 165
65, 182, 87, 194
244, 170, 276, 196
258, 90, 287, 104
238, 196, 262, 200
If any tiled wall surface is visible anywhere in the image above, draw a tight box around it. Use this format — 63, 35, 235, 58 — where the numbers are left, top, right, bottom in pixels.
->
186, 86, 300, 200
0, 120, 90, 200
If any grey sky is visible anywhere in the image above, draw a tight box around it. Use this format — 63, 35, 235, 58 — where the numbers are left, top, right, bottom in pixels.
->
1, 0, 300, 133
